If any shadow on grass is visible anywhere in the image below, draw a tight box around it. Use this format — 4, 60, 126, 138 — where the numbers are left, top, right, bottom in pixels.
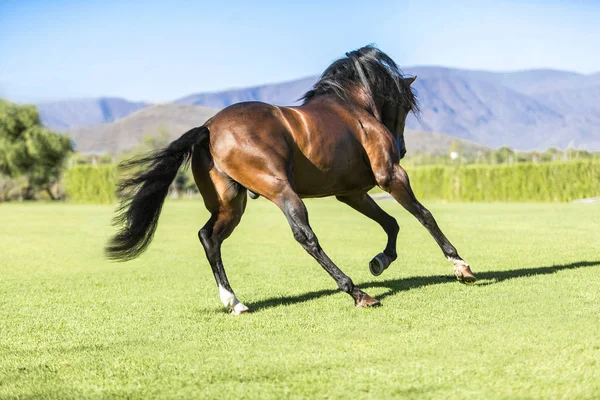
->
247, 260, 600, 312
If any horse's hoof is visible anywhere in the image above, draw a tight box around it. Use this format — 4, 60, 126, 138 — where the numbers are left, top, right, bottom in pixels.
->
231, 303, 249, 315
369, 253, 390, 276
453, 263, 477, 284
355, 293, 382, 308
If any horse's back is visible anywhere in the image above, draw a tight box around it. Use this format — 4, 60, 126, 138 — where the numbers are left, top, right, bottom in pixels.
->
200, 100, 376, 198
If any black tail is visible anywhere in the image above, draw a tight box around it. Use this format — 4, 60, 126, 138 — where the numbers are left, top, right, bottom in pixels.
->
105, 126, 209, 261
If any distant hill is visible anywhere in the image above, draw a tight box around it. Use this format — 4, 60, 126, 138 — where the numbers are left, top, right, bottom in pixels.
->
39, 66, 600, 150
38, 97, 149, 130
176, 77, 315, 109
67, 103, 487, 156
69, 104, 216, 153
404, 66, 583, 95
404, 67, 600, 150
175, 67, 600, 150
404, 75, 567, 149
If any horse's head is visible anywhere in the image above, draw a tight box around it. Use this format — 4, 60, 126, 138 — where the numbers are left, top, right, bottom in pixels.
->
302, 45, 418, 159
381, 76, 417, 159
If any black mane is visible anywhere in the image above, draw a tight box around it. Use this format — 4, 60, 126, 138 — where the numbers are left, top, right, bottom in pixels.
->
302, 45, 418, 114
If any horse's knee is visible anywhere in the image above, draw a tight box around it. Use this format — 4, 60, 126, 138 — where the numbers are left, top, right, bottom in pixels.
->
377, 165, 410, 191
292, 228, 306, 244
386, 216, 399, 236
292, 226, 320, 252
417, 206, 434, 228
375, 172, 393, 192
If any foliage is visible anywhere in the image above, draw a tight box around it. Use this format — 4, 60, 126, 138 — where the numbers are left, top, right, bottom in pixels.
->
404, 145, 600, 167
63, 160, 600, 204
1, 201, 599, 398
0, 100, 72, 200
64, 130, 198, 203
63, 164, 118, 203
69, 152, 117, 166
407, 160, 600, 202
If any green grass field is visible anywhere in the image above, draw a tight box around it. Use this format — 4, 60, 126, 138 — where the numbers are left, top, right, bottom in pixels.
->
1, 199, 599, 399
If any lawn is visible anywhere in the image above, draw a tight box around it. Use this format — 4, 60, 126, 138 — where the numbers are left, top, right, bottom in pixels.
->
1, 199, 599, 399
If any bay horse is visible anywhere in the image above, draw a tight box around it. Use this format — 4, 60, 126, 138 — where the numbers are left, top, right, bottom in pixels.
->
106, 45, 476, 315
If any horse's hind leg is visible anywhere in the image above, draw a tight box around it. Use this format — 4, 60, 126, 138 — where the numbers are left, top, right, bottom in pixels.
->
198, 194, 248, 315
377, 164, 476, 283
193, 153, 249, 314
336, 194, 399, 276
272, 186, 380, 307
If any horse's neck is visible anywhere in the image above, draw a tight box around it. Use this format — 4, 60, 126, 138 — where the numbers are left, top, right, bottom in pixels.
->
347, 89, 382, 122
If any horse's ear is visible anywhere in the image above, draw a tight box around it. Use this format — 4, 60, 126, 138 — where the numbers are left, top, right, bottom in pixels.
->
405, 76, 417, 86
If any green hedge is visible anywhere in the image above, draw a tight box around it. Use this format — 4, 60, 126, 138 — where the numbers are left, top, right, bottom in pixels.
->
63, 161, 600, 203
64, 164, 118, 203
408, 161, 600, 202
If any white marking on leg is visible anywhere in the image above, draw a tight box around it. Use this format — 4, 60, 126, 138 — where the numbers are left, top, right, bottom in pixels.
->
447, 256, 468, 267
232, 302, 249, 315
218, 285, 236, 308
218, 285, 248, 315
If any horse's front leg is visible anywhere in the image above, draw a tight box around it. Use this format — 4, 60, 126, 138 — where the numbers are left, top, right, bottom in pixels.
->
336, 194, 399, 276
274, 186, 381, 307
378, 164, 476, 283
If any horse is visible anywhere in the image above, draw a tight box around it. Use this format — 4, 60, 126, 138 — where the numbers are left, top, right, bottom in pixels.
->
106, 45, 476, 315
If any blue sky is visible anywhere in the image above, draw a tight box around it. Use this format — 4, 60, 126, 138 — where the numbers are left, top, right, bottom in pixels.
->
1, 0, 599, 102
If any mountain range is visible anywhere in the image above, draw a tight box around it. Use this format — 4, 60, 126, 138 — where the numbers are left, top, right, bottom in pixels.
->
37, 97, 149, 130
68, 103, 488, 156
69, 104, 216, 154
35, 66, 600, 151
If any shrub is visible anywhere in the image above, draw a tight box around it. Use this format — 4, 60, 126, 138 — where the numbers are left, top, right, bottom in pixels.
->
408, 161, 600, 202
64, 164, 118, 203
63, 161, 600, 203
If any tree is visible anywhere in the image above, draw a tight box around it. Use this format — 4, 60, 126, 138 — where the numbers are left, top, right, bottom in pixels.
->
0, 100, 73, 200
492, 146, 515, 164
